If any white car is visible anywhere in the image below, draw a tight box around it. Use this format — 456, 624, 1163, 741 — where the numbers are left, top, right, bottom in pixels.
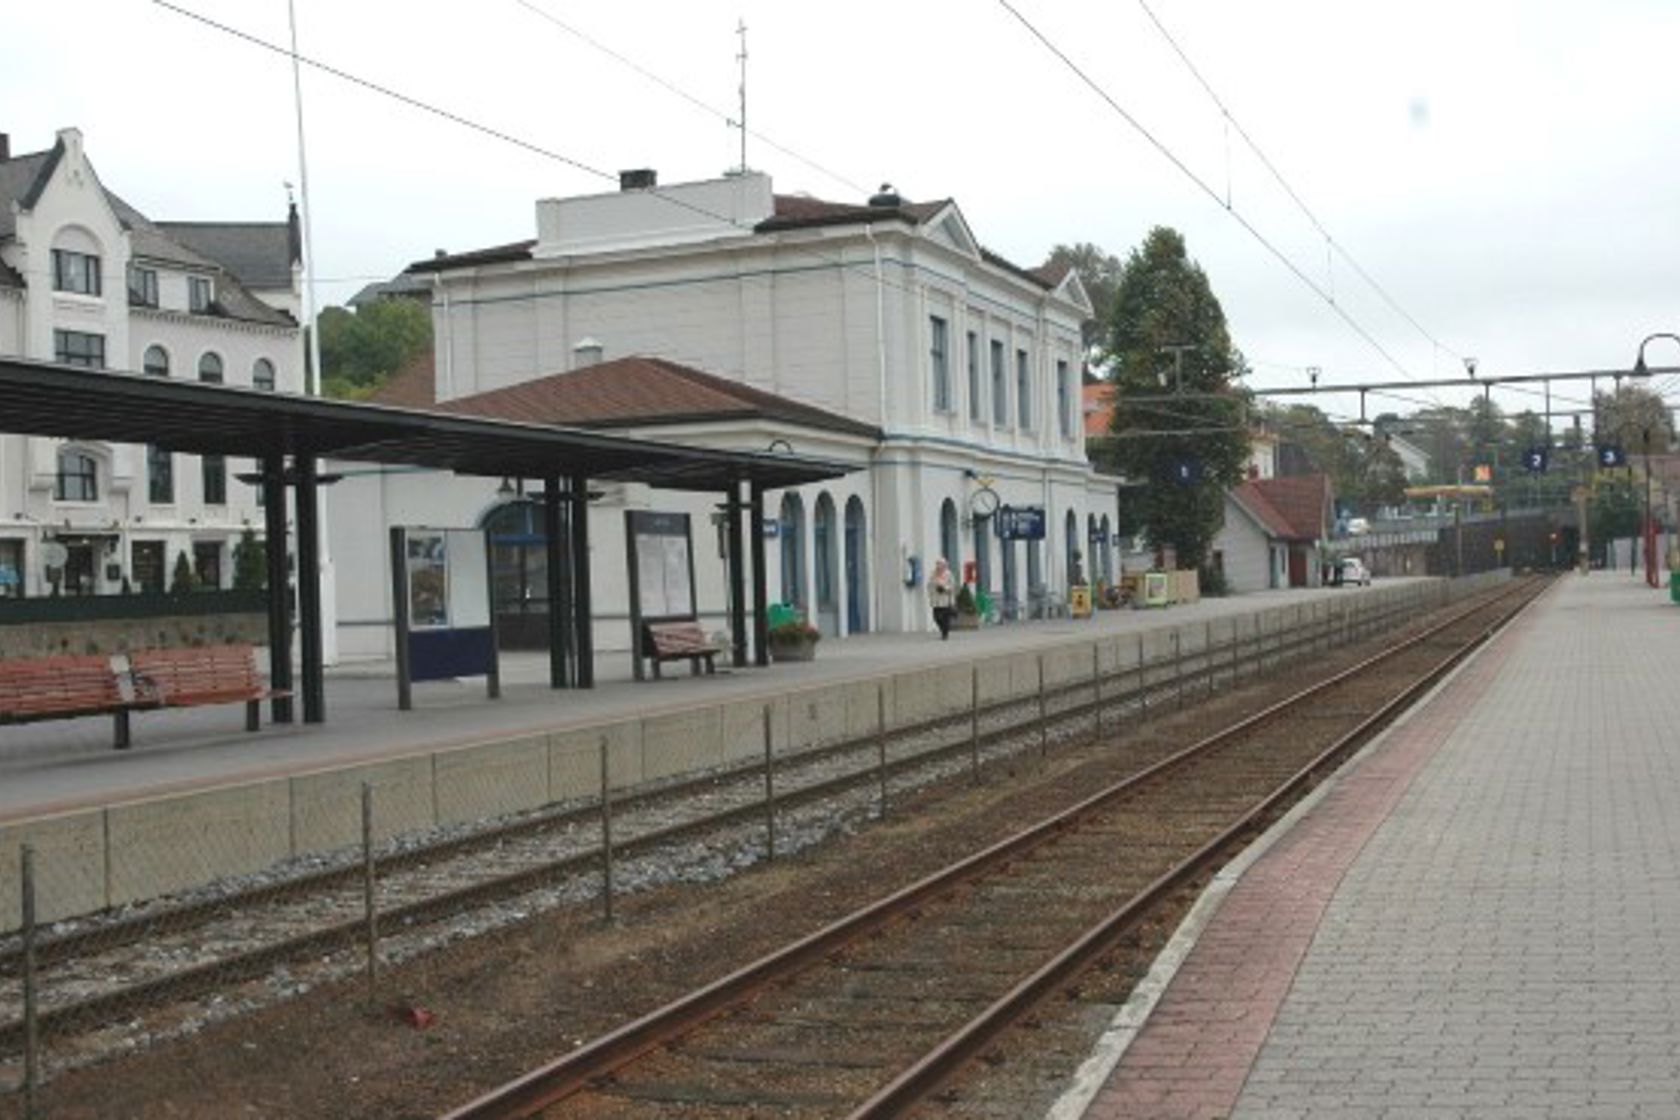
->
1337, 558, 1372, 587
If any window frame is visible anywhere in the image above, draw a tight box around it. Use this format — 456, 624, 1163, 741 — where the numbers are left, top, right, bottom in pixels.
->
188, 275, 214, 313
128, 264, 159, 308
148, 445, 175, 505
1016, 347, 1032, 431
202, 454, 227, 506
52, 249, 102, 296
143, 344, 170, 378
54, 449, 99, 503
197, 352, 224, 384
53, 329, 106, 369
990, 339, 1007, 427
966, 330, 981, 422
929, 315, 951, 413
252, 357, 276, 392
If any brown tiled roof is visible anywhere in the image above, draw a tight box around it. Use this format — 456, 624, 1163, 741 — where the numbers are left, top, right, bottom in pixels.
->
367, 349, 438, 409
758, 194, 949, 233
1082, 383, 1114, 438
406, 355, 880, 440
1232, 475, 1333, 541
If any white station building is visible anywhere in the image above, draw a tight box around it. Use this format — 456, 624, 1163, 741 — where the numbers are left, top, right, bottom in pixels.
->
331, 171, 1119, 658
0, 128, 304, 600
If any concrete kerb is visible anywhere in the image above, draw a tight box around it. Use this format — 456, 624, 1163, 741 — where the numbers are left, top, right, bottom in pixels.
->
0, 580, 1487, 928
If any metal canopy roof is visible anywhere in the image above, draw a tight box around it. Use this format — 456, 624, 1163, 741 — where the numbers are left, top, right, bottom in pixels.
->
0, 357, 854, 492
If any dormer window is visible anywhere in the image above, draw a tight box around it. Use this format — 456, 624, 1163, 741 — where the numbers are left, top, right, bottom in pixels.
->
188, 275, 213, 313
52, 249, 101, 296
128, 265, 159, 308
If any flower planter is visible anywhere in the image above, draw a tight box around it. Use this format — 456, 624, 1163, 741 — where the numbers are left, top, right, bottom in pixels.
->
770, 641, 817, 662
951, 611, 981, 631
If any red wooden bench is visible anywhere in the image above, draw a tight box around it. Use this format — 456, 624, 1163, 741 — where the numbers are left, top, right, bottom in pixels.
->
129, 644, 287, 733
0, 654, 138, 748
642, 619, 723, 680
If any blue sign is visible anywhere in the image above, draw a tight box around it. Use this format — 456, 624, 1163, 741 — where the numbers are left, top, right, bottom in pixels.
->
995, 505, 1046, 540
1522, 446, 1549, 473
1597, 445, 1627, 468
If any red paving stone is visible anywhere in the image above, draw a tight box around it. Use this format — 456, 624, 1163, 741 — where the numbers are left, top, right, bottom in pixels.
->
1082, 600, 1538, 1120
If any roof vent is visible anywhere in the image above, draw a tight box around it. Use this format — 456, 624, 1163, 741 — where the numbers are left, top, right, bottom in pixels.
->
868, 182, 902, 208
619, 169, 657, 191
572, 337, 604, 369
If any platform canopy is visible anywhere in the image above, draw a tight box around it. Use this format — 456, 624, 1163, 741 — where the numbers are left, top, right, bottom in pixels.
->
0, 357, 852, 491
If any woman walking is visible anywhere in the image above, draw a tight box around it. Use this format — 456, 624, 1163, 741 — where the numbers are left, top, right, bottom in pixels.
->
929, 557, 956, 640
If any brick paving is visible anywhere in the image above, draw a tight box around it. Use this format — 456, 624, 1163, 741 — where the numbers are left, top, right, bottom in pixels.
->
1083, 575, 1680, 1119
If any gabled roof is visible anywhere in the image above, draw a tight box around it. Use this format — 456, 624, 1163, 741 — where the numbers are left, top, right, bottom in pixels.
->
1231, 475, 1334, 542
378, 353, 882, 442
0, 136, 294, 326
158, 219, 299, 290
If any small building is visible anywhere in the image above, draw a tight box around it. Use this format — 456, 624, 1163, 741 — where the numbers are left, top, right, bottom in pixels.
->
1214, 474, 1335, 591
0, 128, 302, 600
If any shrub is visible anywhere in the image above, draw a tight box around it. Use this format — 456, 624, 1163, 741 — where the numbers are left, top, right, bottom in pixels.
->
768, 619, 821, 645
169, 551, 197, 594
955, 584, 978, 615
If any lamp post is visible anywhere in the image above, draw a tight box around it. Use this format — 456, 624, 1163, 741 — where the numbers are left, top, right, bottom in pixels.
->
1632, 334, 1677, 590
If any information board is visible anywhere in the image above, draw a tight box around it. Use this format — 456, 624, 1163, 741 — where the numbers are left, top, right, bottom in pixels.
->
625, 511, 700, 681
995, 505, 1046, 541
391, 526, 499, 708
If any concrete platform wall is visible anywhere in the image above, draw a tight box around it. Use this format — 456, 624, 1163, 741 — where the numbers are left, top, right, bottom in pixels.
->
0, 573, 1508, 927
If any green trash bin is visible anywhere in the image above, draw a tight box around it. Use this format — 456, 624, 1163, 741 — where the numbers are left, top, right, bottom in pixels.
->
1670, 571, 1680, 605
767, 602, 801, 629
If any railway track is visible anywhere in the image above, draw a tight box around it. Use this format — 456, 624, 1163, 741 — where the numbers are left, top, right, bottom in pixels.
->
0, 591, 1420, 1060
442, 576, 1546, 1119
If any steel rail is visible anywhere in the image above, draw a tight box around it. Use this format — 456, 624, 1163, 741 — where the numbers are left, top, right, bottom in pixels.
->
438, 577, 1540, 1120
849, 577, 1548, 1116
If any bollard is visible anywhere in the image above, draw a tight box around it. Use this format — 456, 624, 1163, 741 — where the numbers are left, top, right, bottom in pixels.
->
763, 706, 777, 861
21, 845, 39, 1120
877, 682, 889, 817
361, 783, 378, 1008
600, 734, 615, 922
970, 664, 981, 784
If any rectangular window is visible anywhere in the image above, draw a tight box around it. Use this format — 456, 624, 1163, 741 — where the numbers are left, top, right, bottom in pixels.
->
148, 445, 174, 505
188, 276, 213, 313
966, 331, 980, 421
132, 541, 165, 594
53, 329, 105, 369
52, 249, 101, 296
1017, 348, 1032, 430
202, 455, 227, 506
929, 315, 951, 413
193, 542, 223, 591
991, 339, 1007, 426
1057, 359, 1071, 438
55, 452, 98, 502
128, 265, 159, 308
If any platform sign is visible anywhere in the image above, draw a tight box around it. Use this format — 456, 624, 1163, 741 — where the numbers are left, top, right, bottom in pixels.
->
625, 511, 700, 681
1597, 444, 1627, 468
1168, 458, 1203, 486
995, 505, 1046, 541
1472, 463, 1493, 483
1522, 447, 1549, 473
391, 526, 499, 710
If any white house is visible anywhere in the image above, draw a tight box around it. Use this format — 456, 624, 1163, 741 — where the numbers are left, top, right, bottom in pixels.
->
1213, 475, 1335, 592
329, 171, 1117, 656
0, 128, 303, 599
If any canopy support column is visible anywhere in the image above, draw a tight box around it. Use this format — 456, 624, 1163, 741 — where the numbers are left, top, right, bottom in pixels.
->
261, 453, 293, 724
727, 478, 748, 668
543, 476, 568, 689
750, 482, 770, 667
295, 455, 325, 723
570, 473, 594, 688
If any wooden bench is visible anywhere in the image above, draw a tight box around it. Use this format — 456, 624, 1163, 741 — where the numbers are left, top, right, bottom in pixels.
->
0, 654, 139, 749
642, 619, 724, 680
129, 644, 287, 733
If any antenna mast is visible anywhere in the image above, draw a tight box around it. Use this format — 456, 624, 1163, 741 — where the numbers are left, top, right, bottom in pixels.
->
735, 18, 748, 173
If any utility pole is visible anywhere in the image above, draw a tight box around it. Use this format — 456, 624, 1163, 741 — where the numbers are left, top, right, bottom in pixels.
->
1159, 344, 1197, 393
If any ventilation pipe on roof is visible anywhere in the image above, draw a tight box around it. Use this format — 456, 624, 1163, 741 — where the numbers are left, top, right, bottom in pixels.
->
619, 169, 657, 191
572, 338, 604, 369
868, 182, 901, 207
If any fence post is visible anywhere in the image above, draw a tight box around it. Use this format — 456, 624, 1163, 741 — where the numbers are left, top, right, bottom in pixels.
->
1231, 616, 1240, 683
763, 706, 777, 861
361, 783, 378, 1009
1037, 654, 1048, 761
1173, 629, 1184, 709
970, 664, 981, 784
600, 734, 615, 922
1138, 633, 1148, 719
21, 844, 39, 1120
876, 682, 889, 817
1205, 620, 1215, 696
1092, 643, 1102, 740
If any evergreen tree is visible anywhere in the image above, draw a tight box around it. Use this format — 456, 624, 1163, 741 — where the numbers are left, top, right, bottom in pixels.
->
232, 528, 267, 591
1102, 227, 1249, 571
170, 551, 197, 594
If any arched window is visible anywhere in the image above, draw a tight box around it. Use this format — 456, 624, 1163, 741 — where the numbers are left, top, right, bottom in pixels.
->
198, 352, 223, 384
779, 493, 807, 608
143, 345, 169, 377
54, 448, 99, 502
844, 496, 869, 634
252, 357, 276, 391
1066, 509, 1081, 585
939, 499, 960, 573
814, 493, 837, 614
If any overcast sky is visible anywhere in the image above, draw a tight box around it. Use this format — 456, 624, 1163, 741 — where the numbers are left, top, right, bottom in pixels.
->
7, 1, 1678, 426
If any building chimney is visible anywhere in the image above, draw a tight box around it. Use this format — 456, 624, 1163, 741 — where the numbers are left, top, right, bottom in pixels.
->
0, 134, 9, 162
618, 169, 657, 191
572, 337, 604, 369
